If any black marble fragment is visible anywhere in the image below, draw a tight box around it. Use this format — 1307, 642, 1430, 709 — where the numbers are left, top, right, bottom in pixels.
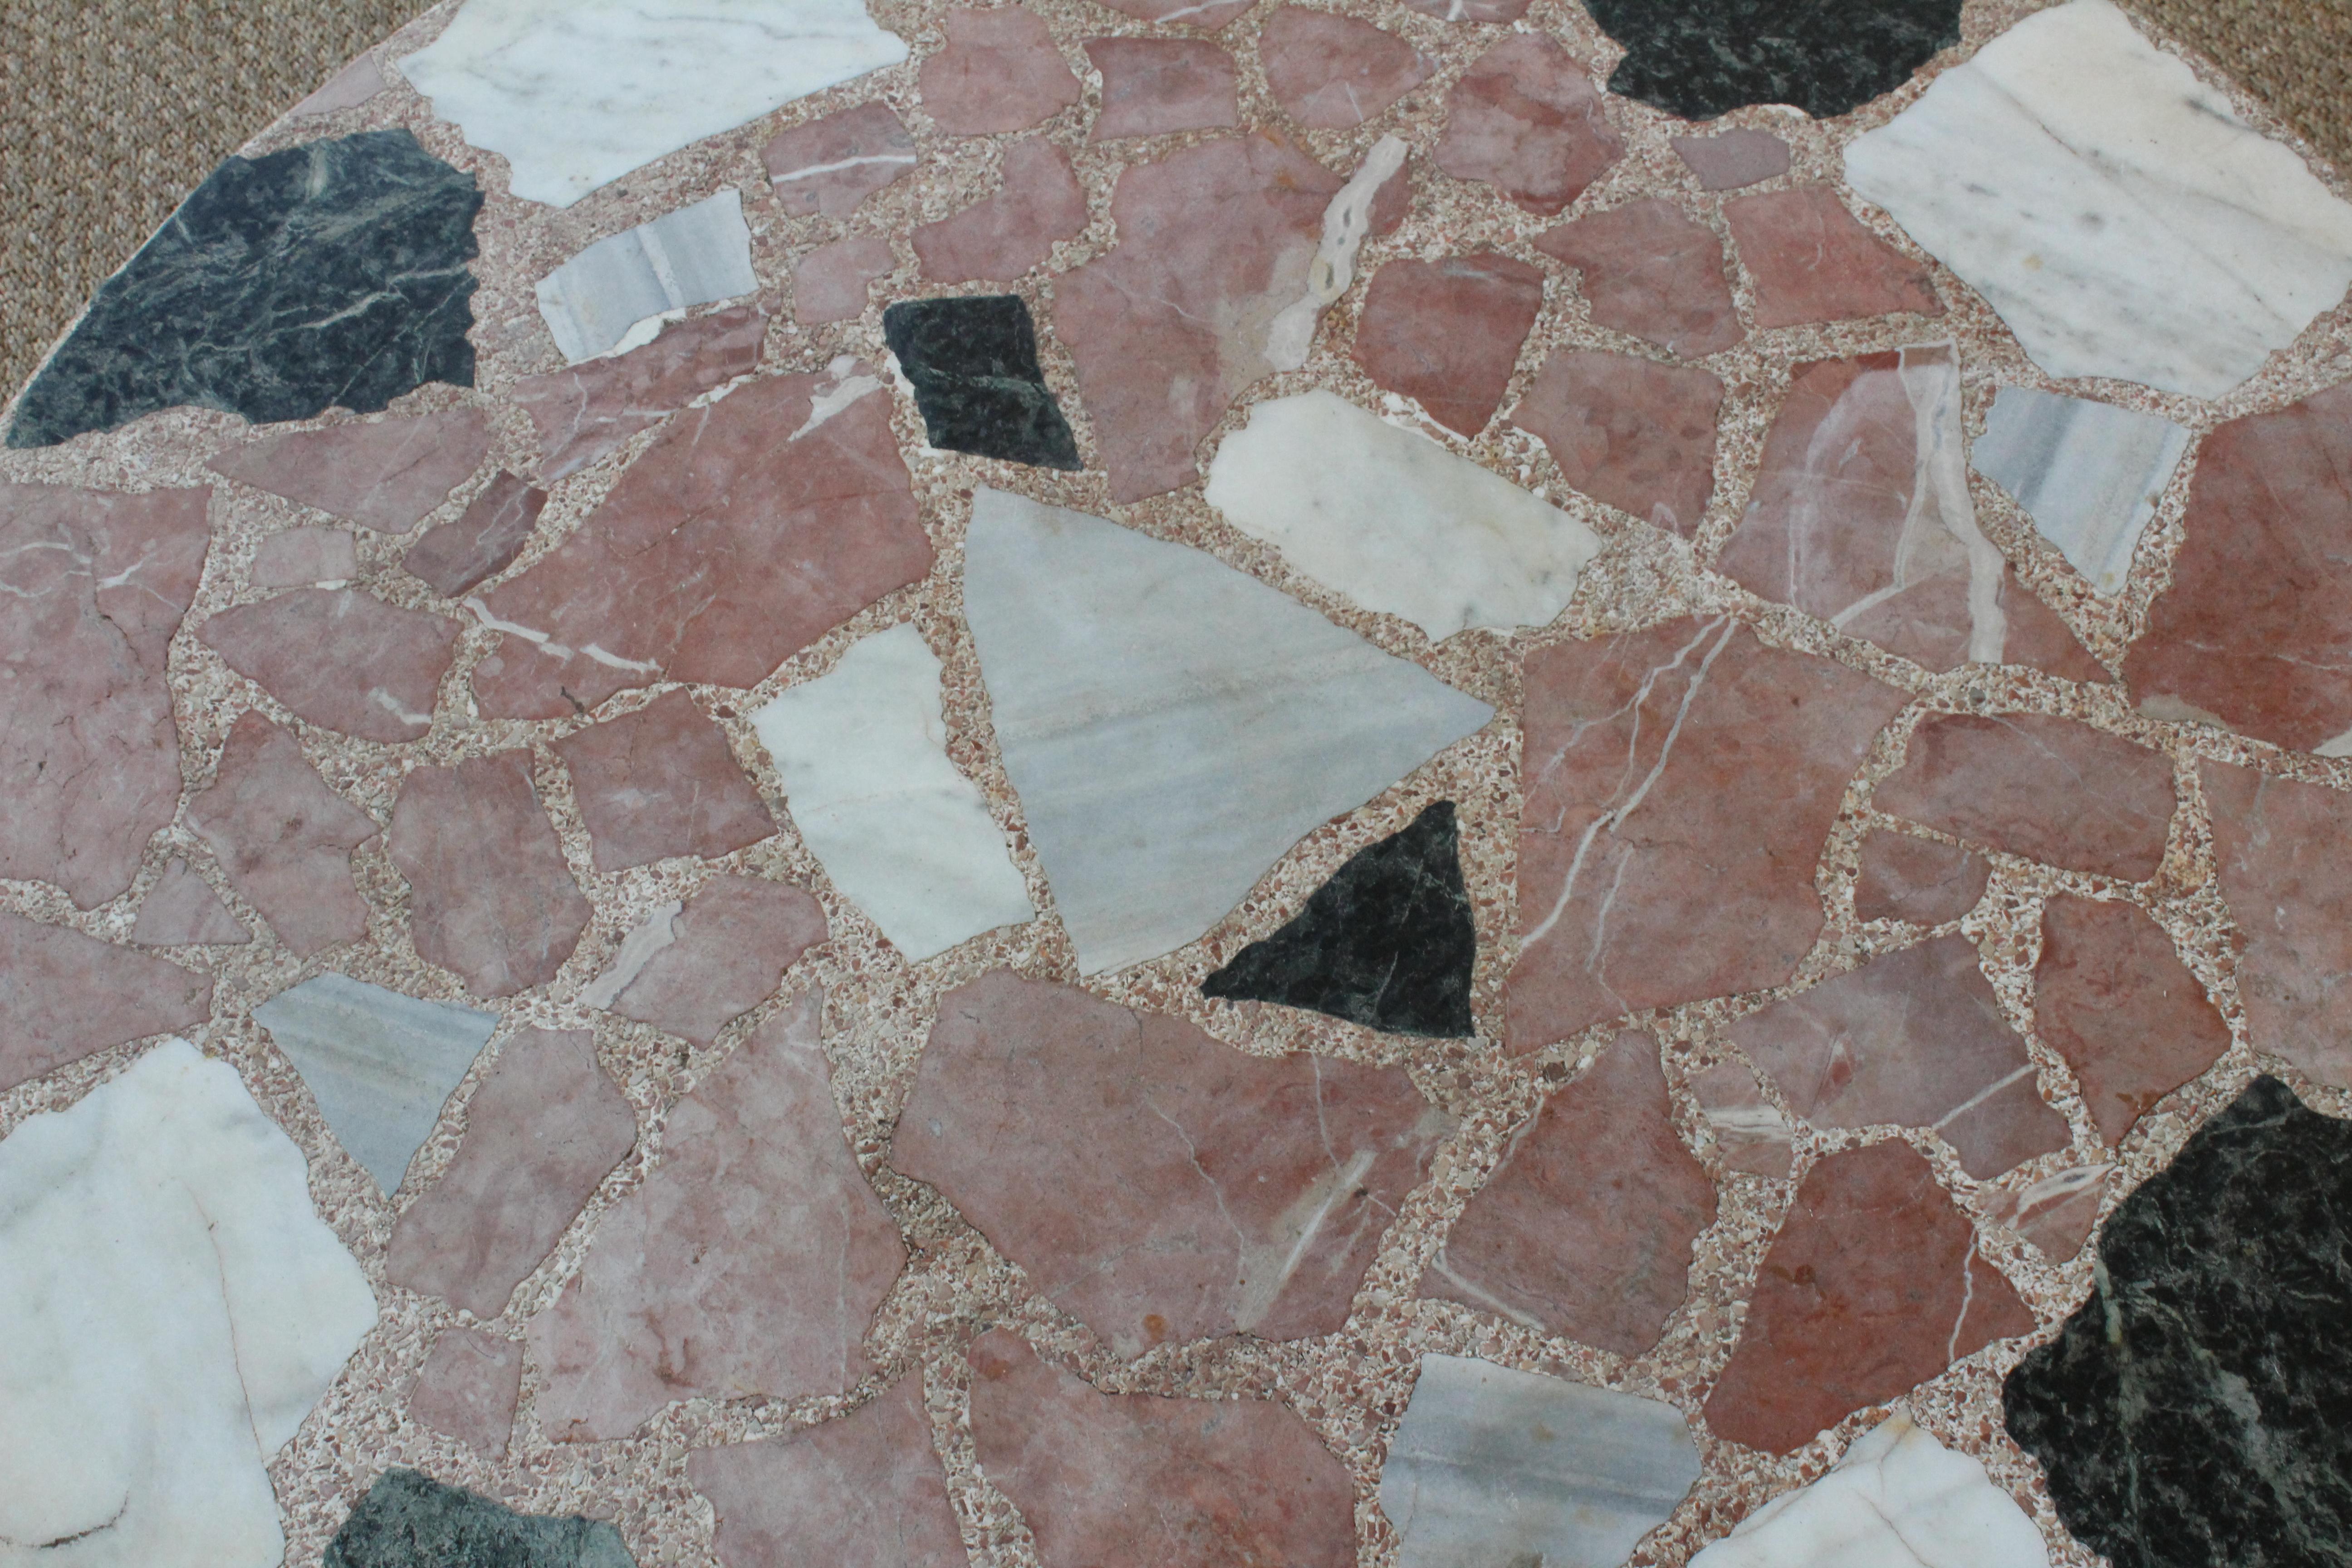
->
2003, 1076, 2352, 1568
1583, 0, 1962, 122
327, 1469, 636, 1568
8, 129, 481, 449
880, 294, 1081, 470
1202, 800, 1476, 1037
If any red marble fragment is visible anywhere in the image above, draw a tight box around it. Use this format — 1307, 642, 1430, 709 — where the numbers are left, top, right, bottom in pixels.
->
553, 689, 776, 872
1690, 1060, 1794, 1180
188, 712, 378, 958
1086, 0, 1253, 29
966, 1329, 1355, 1568
1432, 1032, 1717, 1356
1874, 713, 2175, 882
1510, 349, 1721, 535
200, 588, 461, 743
387, 750, 592, 998
1852, 830, 1988, 926
1725, 188, 1941, 328
914, 138, 1088, 284
765, 103, 918, 218
129, 860, 249, 946
0, 911, 213, 1092
1434, 35, 1622, 216
402, 473, 545, 598
251, 526, 357, 587
410, 1329, 524, 1455
204, 409, 490, 532
1086, 38, 1238, 140
1260, 6, 1430, 128
0, 482, 210, 908
1671, 129, 1790, 191
1537, 199, 1743, 358
2200, 760, 2352, 1086
2035, 896, 2227, 1145
920, 7, 1082, 134
1350, 252, 1544, 436
1702, 1140, 2034, 1453
892, 971, 1450, 1356
472, 368, 931, 718
607, 876, 828, 1047
1986, 1165, 2108, 1261
511, 307, 767, 484
1401, 0, 1529, 20
794, 236, 896, 327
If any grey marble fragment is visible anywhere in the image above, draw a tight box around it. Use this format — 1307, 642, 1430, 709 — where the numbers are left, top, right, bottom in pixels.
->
1972, 385, 2190, 596
534, 190, 759, 363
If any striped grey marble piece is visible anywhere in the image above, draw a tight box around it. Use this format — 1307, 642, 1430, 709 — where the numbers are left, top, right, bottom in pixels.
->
534, 189, 758, 363
1972, 385, 2190, 596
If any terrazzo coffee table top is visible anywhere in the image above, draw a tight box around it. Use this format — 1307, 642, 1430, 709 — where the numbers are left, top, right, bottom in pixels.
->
6, 0, 2352, 1563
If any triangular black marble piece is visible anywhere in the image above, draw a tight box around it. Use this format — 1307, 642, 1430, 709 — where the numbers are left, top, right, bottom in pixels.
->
2003, 1075, 2352, 1566
327, 1469, 636, 1568
8, 129, 481, 450
881, 294, 1082, 470
1583, 0, 1962, 122
1202, 800, 1476, 1038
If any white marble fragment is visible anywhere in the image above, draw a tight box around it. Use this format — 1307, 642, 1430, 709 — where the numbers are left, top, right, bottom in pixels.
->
251, 973, 499, 1193
535, 190, 759, 363
962, 488, 1494, 974
1689, 1416, 2051, 1568
399, 0, 911, 208
1972, 386, 2190, 595
1379, 1354, 1702, 1568
1265, 134, 1407, 371
1844, 0, 2352, 398
751, 622, 1034, 963
1205, 389, 1602, 640
0, 1040, 377, 1568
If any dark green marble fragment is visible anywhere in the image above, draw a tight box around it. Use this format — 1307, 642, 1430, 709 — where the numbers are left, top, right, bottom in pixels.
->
1583, 0, 1962, 121
2003, 1075, 2352, 1567
8, 129, 480, 449
1202, 800, 1476, 1037
881, 294, 1081, 470
326, 1469, 636, 1568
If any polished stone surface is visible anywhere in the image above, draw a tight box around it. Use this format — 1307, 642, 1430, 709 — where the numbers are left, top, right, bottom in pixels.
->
535, 192, 757, 364
1350, 252, 1546, 436
913, 138, 1088, 285
408, 1329, 524, 1455
882, 295, 1080, 468
189, 711, 379, 957
1852, 830, 1988, 926
1672, 129, 1790, 190
2035, 897, 2229, 1146
1588, 0, 1962, 119
552, 689, 776, 873
401, 472, 544, 598
324, 1469, 635, 1568
764, 102, 918, 217
130, 858, 250, 946
1538, 198, 1744, 358
207, 409, 490, 534
602, 875, 829, 1045
1088, 37, 1240, 139
1725, 188, 1942, 328
1510, 348, 1723, 536
510, 307, 766, 484
794, 236, 897, 326
1972, 387, 2188, 598
254, 524, 360, 587
1875, 713, 2175, 882
1690, 1060, 1795, 1180
2202, 760, 2352, 1087
1436, 35, 1622, 217
200, 587, 463, 743
0, 911, 215, 1092
921, 6, 1081, 133
1260, 5, 1431, 128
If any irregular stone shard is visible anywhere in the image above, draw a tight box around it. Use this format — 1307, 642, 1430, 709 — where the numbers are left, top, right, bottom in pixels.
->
1729, 934, 2070, 1179
530, 990, 905, 1441
1088, 0, 1253, 27
400, 0, 910, 208
1973, 387, 2189, 598
0, 1041, 377, 1568
912, 138, 1088, 284
1537, 199, 1743, 358
206, 408, 491, 534
473, 364, 931, 718
1672, 129, 1790, 191
1986, 1163, 2109, 1261
402, 473, 546, 597
689, 1376, 965, 1568
1381, 1354, 1702, 1568
201, 588, 461, 743
1506, 619, 1908, 1050
2004, 1075, 2352, 1567
1725, 187, 1941, 327
2200, 761, 2352, 1087
920, 7, 1082, 133
795, 236, 896, 326
553, 689, 776, 872
1204, 389, 1600, 639
1852, 829, 1987, 926
410, 1330, 524, 1455
895, 971, 1451, 1354
765, 102, 919, 218
7, 130, 480, 448
1691, 1060, 1794, 1180
510, 306, 767, 484
325, 1469, 636, 1568
2036, 897, 2227, 1146
882, 296, 1080, 469
1349, 251, 1545, 436
293, 53, 389, 118
189, 711, 379, 957
253, 525, 360, 587
1510, 349, 1723, 537
606, 876, 829, 1044
1588, 0, 1961, 120
1432, 1032, 1717, 1356
1260, 6, 1431, 128
0, 911, 214, 1092
1087, 37, 1239, 140
535, 191, 757, 363
132, 859, 250, 946
962, 489, 1494, 974
1705, 1139, 2034, 1454
1875, 713, 2175, 882
0, 481, 210, 907
1435, 35, 1623, 217
387, 750, 592, 998
966, 1329, 1356, 1566
253, 972, 499, 1193
1401, 0, 1527, 19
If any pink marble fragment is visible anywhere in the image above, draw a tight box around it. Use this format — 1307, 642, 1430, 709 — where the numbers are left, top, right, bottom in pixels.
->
892, 971, 1451, 1356
2036, 896, 2228, 1145
511, 307, 767, 484
1086, 37, 1239, 140
130, 860, 249, 946
529, 990, 905, 1441
1506, 619, 1910, 1052
2199, 760, 2352, 1086
1350, 252, 1544, 436
1725, 188, 1941, 328
409, 1330, 524, 1455
252, 526, 358, 587
1087, 0, 1253, 29
1510, 349, 1721, 535
1852, 830, 1988, 926
188, 711, 378, 958
1671, 129, 1791, 191
1432, 1032, 1718, 1356
1259, 6, 1430, 128
1690, 1060, 1794, 1180
794, 237, 897, 327
914, 138, 1089, 284
1401, 0, 1529, 20
1536, 199, 1743, 358
402, 473, 546, 598
204, 409, 491, 533
966, 1329, 1355, 1568
1434, 35, 1623, 216
765, 103, 918, 218
1986, 1165, 2109, 1261
608, 876, 829, 1047
553, 689, 776, 872
199, 588, 461, 743
0, 482, 210, 908
472, 368, 932, 718
291, 54, 387, 117
386, 750, 592, 998
920, 7, 1082, 134
0, 911, 213, 1092
387, 1027, 637, 1317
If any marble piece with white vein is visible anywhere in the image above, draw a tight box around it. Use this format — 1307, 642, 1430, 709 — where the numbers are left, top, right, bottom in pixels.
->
1844, 0, 2352, 398
751, 622, 1034, 963
962, 488, 1494, 975
399, 0, 911, 208
0, 1040, 377, 1568
1204, 390, 1602, 640
252, 972, 500, 1193
535, 190, 758, 362
1378, 1354, 1702, 1568
1972, 385, 2191, 595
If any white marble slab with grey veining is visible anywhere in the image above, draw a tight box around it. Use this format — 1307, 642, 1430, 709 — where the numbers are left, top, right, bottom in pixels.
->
535, 189, 759, 363
1972, 386, 2190, 595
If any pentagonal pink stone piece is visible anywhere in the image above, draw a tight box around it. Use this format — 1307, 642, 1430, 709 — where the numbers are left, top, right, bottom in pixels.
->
1852, 830, 1987, 926
1987, 1165, 2109, 1261
2200, 760, 2352, 1086
1725, 188, 1941, 328
472, 368, 931, 718
920, 7, 1082, 134
200, 587, 461, 742
1432, 1032, 1718, 1356
130, 860, 249, 946
2036, 896, 2228, 1146
402, 473, 546, 598
0, 482, 210, 908
1086, 38, 1238, 140
511, 307, 768, 484
1506, 620, 1910, 1052
529, 990, 905, 1441
553, 689, 776, 872
387, 749, 592, 998
387, 1027, 637, 1317
1511, 348, 1722, 535
1537, 198, 1743, 358
1088, 0, 1253, 28
188, 711, 379, 958
1260, 6, 1430, 129
892, 971, 1451, 1356
794, 236, 897, 327
1671, 129, 1791, 191
204, 408, 491, 532
966, 1329, 1355, 1568
1435, 35, 1622, 217
765, 103, 918, 218
914, 138, 1088, 284
251, 526, 358, 587
1690, 1060, 1793, 1180
0, 911, 213, 1092
409, 1329, 524, 1455
608, 876, 828, 1047
1351, 252, 1544, 436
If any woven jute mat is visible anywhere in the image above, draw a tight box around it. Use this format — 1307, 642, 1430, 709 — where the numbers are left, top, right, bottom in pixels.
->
1, 0, 2347, 405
